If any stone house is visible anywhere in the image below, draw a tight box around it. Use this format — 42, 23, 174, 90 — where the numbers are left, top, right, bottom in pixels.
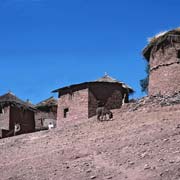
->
143, 27, 180, 96
52, 75, 134, 127
0, 92, 36, 138
35, 97, 57, 130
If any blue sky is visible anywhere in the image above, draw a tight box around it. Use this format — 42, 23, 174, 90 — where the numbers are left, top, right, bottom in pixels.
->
0, 0, 180, 103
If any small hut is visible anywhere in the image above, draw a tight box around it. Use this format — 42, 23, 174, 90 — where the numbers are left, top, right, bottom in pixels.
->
35, 97, 57, 130
52, 74, 134, 127
143, 27, 180, 96
0, 92, 36, 138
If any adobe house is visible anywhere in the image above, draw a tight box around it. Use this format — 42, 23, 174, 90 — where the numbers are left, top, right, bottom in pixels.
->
143, 27, 180, 96
52, 75, 134, 127
35, 97, 57, 130
0, 92, 36, 138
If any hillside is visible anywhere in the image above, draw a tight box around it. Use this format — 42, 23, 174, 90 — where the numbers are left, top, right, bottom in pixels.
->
1, 101, 180, 180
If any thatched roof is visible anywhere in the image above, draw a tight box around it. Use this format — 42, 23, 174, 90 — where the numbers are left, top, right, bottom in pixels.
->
52, 75, 134, 94
96, 75, 133, 91
36, 97, 57, 108
143, 27, 180, 61
0, 92, 36, 111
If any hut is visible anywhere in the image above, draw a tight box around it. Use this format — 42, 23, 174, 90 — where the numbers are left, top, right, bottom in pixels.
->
0, 92, 36, 138
143, 27, 180, 96
35, 97, 57, 130
52, 74, 134, 127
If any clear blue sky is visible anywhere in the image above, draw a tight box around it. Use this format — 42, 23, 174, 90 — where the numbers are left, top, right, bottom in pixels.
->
0, 0, 179, 103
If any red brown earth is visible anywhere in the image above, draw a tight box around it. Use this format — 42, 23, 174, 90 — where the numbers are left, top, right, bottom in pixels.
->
1, 99, 180, 180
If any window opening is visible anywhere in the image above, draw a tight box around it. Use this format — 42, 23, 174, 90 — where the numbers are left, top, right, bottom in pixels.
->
64, 108, 69, 118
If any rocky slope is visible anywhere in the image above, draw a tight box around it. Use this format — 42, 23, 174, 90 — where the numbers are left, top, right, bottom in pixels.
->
1, 101, 180, 180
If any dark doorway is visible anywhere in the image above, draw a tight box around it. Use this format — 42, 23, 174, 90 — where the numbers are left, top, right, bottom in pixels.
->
64, 108, 69, 118
177, 50, 180, 59
0, 108, 4, 114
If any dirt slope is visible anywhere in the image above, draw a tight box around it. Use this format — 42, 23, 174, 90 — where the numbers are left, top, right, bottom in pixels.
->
1, 105, 180, 180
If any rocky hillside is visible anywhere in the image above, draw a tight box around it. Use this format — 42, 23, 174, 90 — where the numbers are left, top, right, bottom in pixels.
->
1, 100, 180, 180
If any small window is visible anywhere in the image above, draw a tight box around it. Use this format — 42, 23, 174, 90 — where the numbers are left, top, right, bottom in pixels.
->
64, 108, 69, 118
177, 50, 180, 58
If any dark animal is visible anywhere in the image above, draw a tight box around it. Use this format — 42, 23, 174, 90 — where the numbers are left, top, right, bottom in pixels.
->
96, 107, 113, 121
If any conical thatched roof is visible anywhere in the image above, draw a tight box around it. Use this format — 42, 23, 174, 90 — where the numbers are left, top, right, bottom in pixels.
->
36, 97, 57, 108
143, 27, 180, 61
96, 75, 134, 92
0, 92, 36, 111
52, 75, 134, 94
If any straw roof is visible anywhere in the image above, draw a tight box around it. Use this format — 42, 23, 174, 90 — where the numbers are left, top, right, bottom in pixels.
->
96, 75, 134, 92
0, 92, 36, 111
52, 75, 134, 94
143, 27, 180, 61
36, 97, 57, 108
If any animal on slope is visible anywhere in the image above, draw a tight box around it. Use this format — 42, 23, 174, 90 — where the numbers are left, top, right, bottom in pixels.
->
96, 107, 113, 121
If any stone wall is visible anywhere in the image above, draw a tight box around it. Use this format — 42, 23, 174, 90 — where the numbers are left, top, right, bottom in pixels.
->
88, 84, 124, 118
149, 42, 180, 96
88, 90, 98, 118
106, 90, 123, 109
10, 107, 35, 134
0, 106, 10, 130
35, 110, 57, 129
57, 89, 89, 128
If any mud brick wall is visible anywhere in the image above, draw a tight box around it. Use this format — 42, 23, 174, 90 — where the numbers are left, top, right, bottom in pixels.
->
149, 43, 180, 96
10, 107, 35, 134
88, 90, 98, 118
57, 89, 88, 128
106, 90, 123, 109
35, 111, 57, 129
0, 106, 10, 130
88, 84, 124, 118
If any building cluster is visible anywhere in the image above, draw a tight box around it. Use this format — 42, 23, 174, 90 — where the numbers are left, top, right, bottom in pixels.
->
1, 27, 180, 138
0, 74, 133, 138
0, 93, 58, 138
